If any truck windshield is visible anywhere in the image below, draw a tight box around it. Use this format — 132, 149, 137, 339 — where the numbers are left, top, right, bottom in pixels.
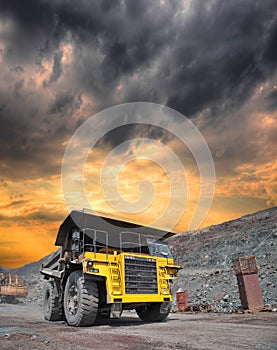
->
146, 238, 173, 258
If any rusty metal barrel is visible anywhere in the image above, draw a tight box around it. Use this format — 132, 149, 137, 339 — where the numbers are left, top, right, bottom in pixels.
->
233, 256, 264, 310
176, 289, 189, 311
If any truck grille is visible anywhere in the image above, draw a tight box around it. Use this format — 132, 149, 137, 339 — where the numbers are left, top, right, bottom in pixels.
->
124, 256, 158, 294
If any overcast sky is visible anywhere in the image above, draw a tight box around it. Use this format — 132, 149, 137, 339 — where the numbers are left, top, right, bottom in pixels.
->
0, 0, 276, 267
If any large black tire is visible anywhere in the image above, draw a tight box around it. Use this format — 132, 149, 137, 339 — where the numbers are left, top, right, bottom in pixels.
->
64, 270, 99, 326
136, 302, 171, 322
43, 280, 63, 321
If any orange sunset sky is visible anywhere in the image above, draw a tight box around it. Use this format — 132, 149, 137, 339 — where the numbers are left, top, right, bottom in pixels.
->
0, 1, 277, 268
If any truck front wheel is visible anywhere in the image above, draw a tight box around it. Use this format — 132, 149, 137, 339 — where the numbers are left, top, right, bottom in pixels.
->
136, 302, 171, 322
64, 271, 99, 326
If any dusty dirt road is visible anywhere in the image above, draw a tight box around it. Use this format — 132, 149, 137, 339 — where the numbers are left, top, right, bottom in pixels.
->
0, 304, 276, 350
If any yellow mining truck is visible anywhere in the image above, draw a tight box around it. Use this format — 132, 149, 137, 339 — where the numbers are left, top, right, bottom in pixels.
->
41, 210, 181, 326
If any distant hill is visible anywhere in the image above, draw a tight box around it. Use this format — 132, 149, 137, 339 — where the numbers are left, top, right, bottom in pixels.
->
1, 254, 52, 276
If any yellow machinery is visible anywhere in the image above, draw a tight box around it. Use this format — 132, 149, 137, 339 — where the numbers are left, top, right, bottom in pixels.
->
41, 210, 181, 326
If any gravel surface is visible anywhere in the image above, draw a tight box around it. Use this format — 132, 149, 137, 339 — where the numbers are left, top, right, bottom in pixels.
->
0, 304, 276, 350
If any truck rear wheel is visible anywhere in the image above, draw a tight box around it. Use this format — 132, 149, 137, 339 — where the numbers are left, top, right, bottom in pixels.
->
43, 280, 63, 321
136, 302, 171, 322
64, 271, 99, 326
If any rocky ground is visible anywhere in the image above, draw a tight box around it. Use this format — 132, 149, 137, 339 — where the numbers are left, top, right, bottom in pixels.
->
1, 207, 276, 312
1, 304, 277, 350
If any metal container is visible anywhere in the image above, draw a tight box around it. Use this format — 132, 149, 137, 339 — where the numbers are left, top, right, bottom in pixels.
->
233, 256, 264, 310
176, 290, 189, 311
0, 285, 28, 297
233, 255, 258, 275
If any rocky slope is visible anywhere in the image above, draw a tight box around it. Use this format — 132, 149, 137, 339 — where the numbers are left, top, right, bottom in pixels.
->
168, 206, 277, 311
2, 206, 276, 311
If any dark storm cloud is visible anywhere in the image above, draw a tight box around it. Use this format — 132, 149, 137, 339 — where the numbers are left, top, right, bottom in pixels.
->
263, 17, 277, 71
1, 0, 276, 105
53, 0, 180, 104
165, 1, 277, 118
56, 0, 277, 119
0, 0, 277, 181
48, 51, 63, 84
49, 90, 82, 115
96, 124, 175, 153
265, 90, 277, 112
0, 0, 58, 63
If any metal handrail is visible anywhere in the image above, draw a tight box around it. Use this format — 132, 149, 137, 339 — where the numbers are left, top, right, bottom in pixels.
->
120, 231, 141, 254
84, 228, 109, 259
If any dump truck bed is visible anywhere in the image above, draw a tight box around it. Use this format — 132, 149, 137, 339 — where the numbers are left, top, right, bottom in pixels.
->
55, 210, 174, 247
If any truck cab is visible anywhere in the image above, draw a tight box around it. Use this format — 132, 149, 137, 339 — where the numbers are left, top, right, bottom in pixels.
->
41, 210, 181, 326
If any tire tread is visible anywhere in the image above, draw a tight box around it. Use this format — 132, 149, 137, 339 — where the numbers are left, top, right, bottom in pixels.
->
64, 271, 99, 326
